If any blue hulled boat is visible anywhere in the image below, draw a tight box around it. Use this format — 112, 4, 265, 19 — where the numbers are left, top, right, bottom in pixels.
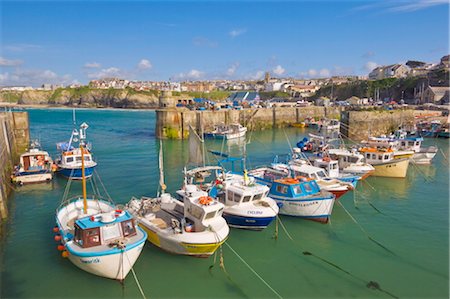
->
55, 122, 97, 179
248, 167, 335, 223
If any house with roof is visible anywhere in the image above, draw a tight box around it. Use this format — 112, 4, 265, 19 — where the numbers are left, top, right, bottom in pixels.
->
368, 64, 410, 80
227, 91, 260, 107
423, 86, 450, 104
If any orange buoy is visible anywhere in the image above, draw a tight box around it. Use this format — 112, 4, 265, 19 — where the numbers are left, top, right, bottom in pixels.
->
61, 251, 69, 258
57, 245, 65, 251
53, 226, 59, 233
54, 235, 62, 242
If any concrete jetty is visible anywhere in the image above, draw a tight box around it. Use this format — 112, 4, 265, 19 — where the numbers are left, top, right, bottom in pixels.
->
0, 111, 29, 223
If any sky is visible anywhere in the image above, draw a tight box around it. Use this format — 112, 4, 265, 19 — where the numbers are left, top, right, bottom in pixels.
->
0, 0, 449, 86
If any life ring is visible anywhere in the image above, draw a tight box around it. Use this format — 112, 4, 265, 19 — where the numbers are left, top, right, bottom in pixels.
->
323, 157, 331, 162
199, 196, 213, 205
284, 178, 299, 184
114, 209, 126, 218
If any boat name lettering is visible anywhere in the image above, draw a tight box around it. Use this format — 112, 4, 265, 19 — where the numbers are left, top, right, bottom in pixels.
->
289, 201, 319, 207
80, 258, 100, 264
247, 210, 263, 215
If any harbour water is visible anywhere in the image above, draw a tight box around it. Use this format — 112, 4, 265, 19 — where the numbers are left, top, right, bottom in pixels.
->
1, 108, 448, 298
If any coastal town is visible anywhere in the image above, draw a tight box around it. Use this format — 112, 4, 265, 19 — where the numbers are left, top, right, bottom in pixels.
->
1, 55, 448, 108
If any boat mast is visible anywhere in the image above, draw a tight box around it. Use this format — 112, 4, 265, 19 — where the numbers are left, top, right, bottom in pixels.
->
81, 143, 87, 214
159, 139, 166, 194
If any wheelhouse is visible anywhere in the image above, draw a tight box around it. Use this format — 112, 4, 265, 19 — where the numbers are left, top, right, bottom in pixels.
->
271, 178, 320, 198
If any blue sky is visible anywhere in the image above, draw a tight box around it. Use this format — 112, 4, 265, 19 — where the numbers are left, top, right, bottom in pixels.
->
0, 0, 448, 86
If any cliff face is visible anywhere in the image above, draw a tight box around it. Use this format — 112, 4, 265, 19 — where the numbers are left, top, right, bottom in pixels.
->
0, 88, 160, 108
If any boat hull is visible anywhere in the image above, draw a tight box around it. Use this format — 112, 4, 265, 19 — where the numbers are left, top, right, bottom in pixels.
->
139, 223, 227, 257
412, 151, 437, 165
66, 239, 145, 280
12, 171, 52, 184
271, 195, 335, 224
58, 166, 95, 179
223, 213, 276, 230
372, 158, 410, 178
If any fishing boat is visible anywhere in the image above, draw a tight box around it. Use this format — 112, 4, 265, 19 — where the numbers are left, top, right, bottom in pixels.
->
11, 140, 54, 185
307, 155, 360, 188
204, 123, 247, 140
55, 122, 97, 179
359, 147, 410, 178
361, 136, 415, 160
249, 171, 335, 223
318, 119, 340, 132
271, 159, 353, 200
126, 143, 229, 257
200, 168, 279, 230
327, 148, 375, 179
54, 144, 147, 281
291, 122, 306, 128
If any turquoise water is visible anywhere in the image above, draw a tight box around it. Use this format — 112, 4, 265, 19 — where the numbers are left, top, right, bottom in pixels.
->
1, 108, 448, 299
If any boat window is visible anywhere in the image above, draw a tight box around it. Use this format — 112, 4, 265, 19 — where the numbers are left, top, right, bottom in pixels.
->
217, 192, 226, 204
234, 194, 242, 203
83, 228, 101, 248
217, 208, 223, 217
331, 163, 338, 170
415, 141, 420, 146
317, 171, 327, 178
227, 191, 234, 202
84, 156, 91, 161
204, 211, 216, 220
121, 220, 137, 237
76, 156, 82, 162
189, 205, 203, 219
384, 154, 389, 160
303, 183, 313, 193
372, 154, 377, 159
365, 153, 370, 159
292, 185, 302, 194
74, 225, 84, 247
243, 195, 252, 202
349, 157, 359, 163
102, 223, 121, 241
66, 157, 74, 163
378, 155, 382, 160
401, 142, 406, 146
276, 185, 288, 194
253, 193, 263, 201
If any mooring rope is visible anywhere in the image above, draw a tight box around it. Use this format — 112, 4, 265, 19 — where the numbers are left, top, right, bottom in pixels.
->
275, 215, 398, 298
224, 242, 283, 299
337, 201, 396, 255
124, 250, 147, 299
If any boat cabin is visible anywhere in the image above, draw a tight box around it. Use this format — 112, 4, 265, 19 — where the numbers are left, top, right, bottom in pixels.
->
73, 211, 137, 248
19, 149, 51, 172
176, 185, 224, 230
217, 181, 269, 206
288, 163, 328, 181
398, 137, 422, 152
62, 148, 93, 166
311, 158, 339, 178
360, 148, 394, 164
270, 177, 320, 198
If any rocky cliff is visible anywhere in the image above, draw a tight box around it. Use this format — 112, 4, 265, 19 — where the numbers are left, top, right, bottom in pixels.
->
0, 87, 160, 108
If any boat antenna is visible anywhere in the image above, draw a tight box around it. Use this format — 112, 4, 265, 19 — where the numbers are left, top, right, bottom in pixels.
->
81, 143, 88, 214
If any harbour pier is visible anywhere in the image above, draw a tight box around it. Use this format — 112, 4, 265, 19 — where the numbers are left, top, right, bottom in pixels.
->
0, 111, 29, 223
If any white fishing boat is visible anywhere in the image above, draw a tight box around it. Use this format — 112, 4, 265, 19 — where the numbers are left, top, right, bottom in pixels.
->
204, 123, 247, 140
359, 147, 410, 178
327, 148, 375, 179
11, 140, 54, 185
197, 168, 279, 230
55, 122, 97, 179
54, 144, 146, 281
272, 160, 353, 200
361, 136, 415, 160
390, 130, 437, 164
126, 142, 229, 257
319, 119, 340, 132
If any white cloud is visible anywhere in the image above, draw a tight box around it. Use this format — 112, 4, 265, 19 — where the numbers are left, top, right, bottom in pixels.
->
273, 65, 285, 76
0, 57, 23, 67
3, 44, 42, 52
244, 70, 264, 80
84, 62, 101, 68
0, 68, 73, 87
229, 28, 247, 38
176, 69, 205, 80
364, 61, 378, 72
87, 67, 123, 79
137, 59, 152, 70
388, 0, 448, 12
307, 69, 318, 77
226, 62, 240, 76
193, 37, 218, 48
319, 68, 331, 77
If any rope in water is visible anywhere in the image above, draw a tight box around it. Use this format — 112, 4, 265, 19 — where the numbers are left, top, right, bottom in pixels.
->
124, 251, 147, 299
275, 215, 399, 299
224, 242, 283, 299
337, 201, 396, 255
